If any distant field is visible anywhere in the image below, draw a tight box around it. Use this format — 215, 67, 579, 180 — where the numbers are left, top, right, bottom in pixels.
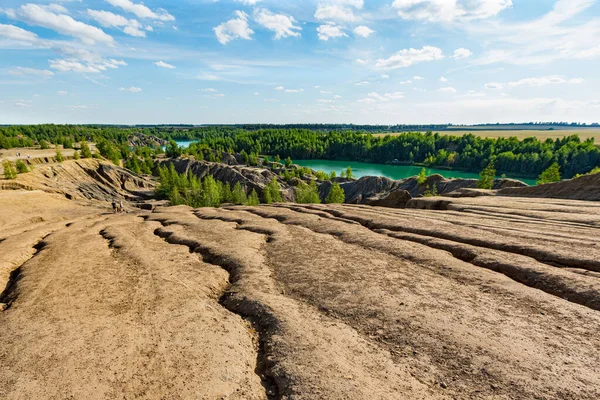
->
374, 129, 600, 142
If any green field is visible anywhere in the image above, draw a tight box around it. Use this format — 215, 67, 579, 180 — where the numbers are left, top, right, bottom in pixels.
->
375, 129, 600, 142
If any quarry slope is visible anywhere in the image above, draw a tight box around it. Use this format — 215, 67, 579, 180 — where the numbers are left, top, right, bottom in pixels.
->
1, 189, 600, 399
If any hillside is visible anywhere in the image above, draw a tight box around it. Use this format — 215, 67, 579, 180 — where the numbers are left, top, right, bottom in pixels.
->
1, 159, 600, 399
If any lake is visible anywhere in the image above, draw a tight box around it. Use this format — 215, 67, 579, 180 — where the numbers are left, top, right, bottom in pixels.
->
293, 159, 537, 186
174, 141, 535, 185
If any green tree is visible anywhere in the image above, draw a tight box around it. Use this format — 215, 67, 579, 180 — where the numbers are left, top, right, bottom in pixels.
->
296, 180, 321, 204
263, 178, 282, 204
40, 140, 50, 150
80, 141, 92, 158
2, 160, 17, 179
424, 184, 439, 197
247, 189, 260, 206
166, 140, 182, 158
274, 155, 281, 164
537, 163, 561, 185
477, 161, 496, 189
285, 157, 293, 168
201, 175, 221, 207
55, 146, 65, 163
73, 151, 80, 160
232, 182, 247, 205
325, 182, 345, 204
417, 168, 427, 185
221, 182, 233, 204
345, 166, 354, 179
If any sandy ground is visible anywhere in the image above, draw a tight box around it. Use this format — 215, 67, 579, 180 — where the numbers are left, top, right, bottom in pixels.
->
1, 186, 600, 398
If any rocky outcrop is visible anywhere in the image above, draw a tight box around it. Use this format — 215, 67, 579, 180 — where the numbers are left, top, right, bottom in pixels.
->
498, 173, 600, 201
127, 133, 168, 148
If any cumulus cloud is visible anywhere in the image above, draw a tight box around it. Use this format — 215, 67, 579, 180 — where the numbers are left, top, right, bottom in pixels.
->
438, 86, 457, 93
119, 86, 142, 93
154, 60, 175, 69
453, 48, 472, 59
87, 9, 147, 37
9, 4, 114, 45
9, 67, 54, 77
392, 0, 512, 22
214, 11, 254, 45
439, 76, 448, 82
106, 0, 174, 21
317, 23, 347, 41
358, 91, 404, 103
315, 0, 364, 22
254, 8, 301, 39
0, 23, 40, 42
507, 75, 584, 87
353, 25, 374, 37
375, 46, 444, 69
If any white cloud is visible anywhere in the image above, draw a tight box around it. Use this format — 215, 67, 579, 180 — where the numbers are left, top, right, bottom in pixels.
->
275, 86, 285, 90
87, 9, 147, 37
359, 91, 404, 103
10, 4, 114, 45
333, 95, 342, 99
413, 75, 425, 80
375, 46, 444, 69
320, 90, 333, 94
8, 67, 54, 77
438, 86, 457, 93
285, 88, 304, 93
0, 23, 40, 42
484, 82, 504, 90
214, 11, 254, 45
399, 80, 412, 84
453, 48, 472, 59
57, 90, 67, 95
355, 81, 369, 85
106, 0, 174, 21
317, 23, 347, 41
392, 0, 512, 22
439, 76, 448, 82
119, 86, 142, 93
354, 25, 374, 38
315, 0, 364, 22
381, 74, 389, 79
201, 88, 217, 92
49, 58, 126, 74
154, 60, 176, 69
235, 0, 262, 4
14, 100, 32, 108
355, 58, 368, 64
254, 8, 301, 39
508, 75, 584, 87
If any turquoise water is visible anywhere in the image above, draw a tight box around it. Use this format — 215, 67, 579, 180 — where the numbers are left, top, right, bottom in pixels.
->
293, 159, 536, 186
174, 141, 535, 185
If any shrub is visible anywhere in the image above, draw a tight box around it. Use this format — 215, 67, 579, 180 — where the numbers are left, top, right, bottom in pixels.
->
263, 178, 282, 204
296, 180, 321, 204
80, 141, 92, 158
325, 182, 345, 204
55, 146, 65, 163
424, 184, 439, 197
73, 151, 80, 160
15, 160, 29, 173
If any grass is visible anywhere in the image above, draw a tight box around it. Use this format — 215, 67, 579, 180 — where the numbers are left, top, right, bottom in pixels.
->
373, 129, 600, 142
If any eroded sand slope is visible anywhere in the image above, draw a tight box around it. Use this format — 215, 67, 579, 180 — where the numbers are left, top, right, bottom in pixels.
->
1, 190, 600, 399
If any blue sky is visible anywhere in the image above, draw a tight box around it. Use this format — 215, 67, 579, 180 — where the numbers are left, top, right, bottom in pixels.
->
0, 0, 599, 124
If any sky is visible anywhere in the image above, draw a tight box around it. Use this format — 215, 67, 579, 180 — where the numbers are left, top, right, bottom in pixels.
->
0, 0, 599, 125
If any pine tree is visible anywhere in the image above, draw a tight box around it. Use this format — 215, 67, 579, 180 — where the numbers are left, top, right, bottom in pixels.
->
477, 161, 496, 189
232, 182, 247, 205
417, 168, 427, 185
2, 160, 17, 179
345, 166, 354, 179
537, 163, 561, 185
264, 178, 282, 204
296, 180, 321, 204
55, 146, 65, 163
73, 151, 80, 160
325, 182, 345, 204
247, 189, 260, 206
285, 157, 293, 168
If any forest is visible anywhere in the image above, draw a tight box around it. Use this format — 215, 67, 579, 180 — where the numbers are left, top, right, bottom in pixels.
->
2, 124, 600, 178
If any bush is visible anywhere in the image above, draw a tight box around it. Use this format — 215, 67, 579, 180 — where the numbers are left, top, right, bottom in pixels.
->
80, 141, 92, 158
325, 182, 345, 204
424, 184, 439, 197
73, 151, 80, 160
263, 178, 282, 204
537, 163, 561, 185
477, 161, 496, 189
2, 160, 17, 179
15, 160, 29, 173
